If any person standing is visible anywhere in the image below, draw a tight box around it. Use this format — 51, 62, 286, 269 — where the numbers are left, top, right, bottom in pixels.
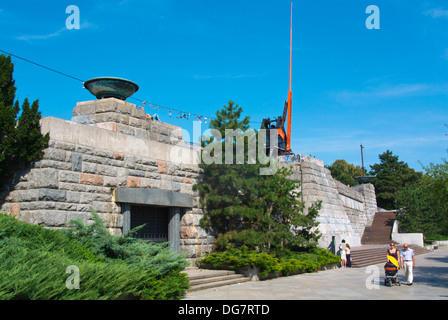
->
345, 243, 351, 268
339, 239, 347, 269
400, 243, 415, 285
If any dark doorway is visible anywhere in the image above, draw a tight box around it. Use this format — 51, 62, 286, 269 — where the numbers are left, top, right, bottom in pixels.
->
130, 205, 169, 243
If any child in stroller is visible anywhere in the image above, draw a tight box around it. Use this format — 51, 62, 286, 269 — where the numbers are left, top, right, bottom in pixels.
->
384, 261, 401, 287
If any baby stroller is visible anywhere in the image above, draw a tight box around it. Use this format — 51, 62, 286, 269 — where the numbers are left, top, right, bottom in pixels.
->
384, 261, 401, 287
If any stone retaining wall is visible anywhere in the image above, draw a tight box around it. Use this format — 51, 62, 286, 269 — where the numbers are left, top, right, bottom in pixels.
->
282, 158, 377, 248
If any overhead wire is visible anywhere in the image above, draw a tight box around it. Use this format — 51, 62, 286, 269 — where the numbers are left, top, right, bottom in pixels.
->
0, 49, 262, 124
0, 49, 86, 83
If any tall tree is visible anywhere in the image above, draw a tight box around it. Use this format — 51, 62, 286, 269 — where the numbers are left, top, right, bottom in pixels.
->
0, 55, 16, 108
0, 54, 49, 182
397, 163, 448, 238
326, 159, 363, 186
397, 127, 448, 238
208, 100, 250, 138
194, 101, 321, 253
369, 150, 422, 210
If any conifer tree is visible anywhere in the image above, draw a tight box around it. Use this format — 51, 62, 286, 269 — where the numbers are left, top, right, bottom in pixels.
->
369, 150, 422, 210
0, 54, 49, 182
194, 101, 321, 253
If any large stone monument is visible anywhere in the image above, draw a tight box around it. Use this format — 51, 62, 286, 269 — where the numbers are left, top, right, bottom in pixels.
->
1, 93, 377, 259
0, 97, 212, 258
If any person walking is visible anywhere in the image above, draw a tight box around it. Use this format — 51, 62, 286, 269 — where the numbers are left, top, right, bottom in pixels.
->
400, 243, 415, 285
387, 243, 400, 268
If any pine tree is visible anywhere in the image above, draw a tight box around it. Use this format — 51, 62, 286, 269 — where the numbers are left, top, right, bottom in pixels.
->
194, 101, 321, 253
208, 100, 250, 137
0, 54, 49, 182
369, 150, 422, 210
0, 55, 16, 108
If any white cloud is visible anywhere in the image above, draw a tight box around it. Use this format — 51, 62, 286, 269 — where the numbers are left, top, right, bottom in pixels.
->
16, 21, 97, 42
425, 8, 448, 18
16, 28, 67, 41
333, 83, 432, 104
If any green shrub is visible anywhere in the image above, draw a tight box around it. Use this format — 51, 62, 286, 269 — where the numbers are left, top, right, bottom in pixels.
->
198, 247, 282, 277
61, 208, 188, 277
0, 212, 99, 263
198, 246, 340, 278
0, 212, 188, 300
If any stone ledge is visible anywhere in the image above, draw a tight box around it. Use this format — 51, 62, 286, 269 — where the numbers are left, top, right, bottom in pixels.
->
115, 187, 193, 208
40, 117, 199, 166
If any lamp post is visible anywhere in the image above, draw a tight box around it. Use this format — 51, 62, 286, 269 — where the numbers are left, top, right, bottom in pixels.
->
361, 144, 365, 177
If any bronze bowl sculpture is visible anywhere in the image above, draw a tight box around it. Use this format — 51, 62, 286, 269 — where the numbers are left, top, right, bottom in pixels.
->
84, 77, 139, 101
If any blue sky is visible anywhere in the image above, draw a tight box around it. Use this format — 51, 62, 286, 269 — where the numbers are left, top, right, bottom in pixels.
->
1, 0, 447, 171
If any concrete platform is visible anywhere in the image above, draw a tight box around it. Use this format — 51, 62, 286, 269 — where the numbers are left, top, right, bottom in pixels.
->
183, 246, 448, 300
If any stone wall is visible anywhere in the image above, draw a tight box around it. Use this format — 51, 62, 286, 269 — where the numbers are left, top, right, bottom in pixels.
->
0, 98, 211, 259
71, 99, 183, 145
282, 156, 377, 248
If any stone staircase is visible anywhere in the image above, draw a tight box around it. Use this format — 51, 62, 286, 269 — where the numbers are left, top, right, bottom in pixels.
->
350, 211, 432, 267
184, 268, 251, 292
350, 244, 430, 268
361, 211, 397, 245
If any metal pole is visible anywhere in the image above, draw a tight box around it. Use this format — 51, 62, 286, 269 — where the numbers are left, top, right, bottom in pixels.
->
286, 2, 293, 152
361, 144, 365, 176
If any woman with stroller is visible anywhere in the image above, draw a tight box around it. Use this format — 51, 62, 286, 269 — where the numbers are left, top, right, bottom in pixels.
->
386, 243, 400, 268
384, 243, 401, 286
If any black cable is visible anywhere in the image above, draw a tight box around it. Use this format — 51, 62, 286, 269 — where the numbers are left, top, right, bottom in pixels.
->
1, 49, 263, 124
0, 49, 85, 83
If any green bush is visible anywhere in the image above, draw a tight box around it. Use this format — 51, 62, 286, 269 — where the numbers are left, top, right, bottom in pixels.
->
198, 247, 281, 277
198, 246, 340, 278
61, 208, 188, 277
0, 212, 188, 300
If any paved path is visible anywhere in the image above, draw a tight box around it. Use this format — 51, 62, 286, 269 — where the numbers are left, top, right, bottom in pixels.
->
183, 246, 448, 300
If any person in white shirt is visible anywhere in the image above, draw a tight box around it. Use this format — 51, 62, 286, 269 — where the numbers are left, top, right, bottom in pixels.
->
400, 243, 415, 285
339, 239, 347, 269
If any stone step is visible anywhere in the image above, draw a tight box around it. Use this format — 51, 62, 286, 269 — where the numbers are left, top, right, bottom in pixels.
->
187, 269, 236, 280
189, 275, 252, 292
351, 253, 388, 268
189, 273, 247, 286
371, 212, 396, 227
361, 211, 397, 244
183, 269, 251, 292
361, 227, 394, 244
349, 245, 431, 268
